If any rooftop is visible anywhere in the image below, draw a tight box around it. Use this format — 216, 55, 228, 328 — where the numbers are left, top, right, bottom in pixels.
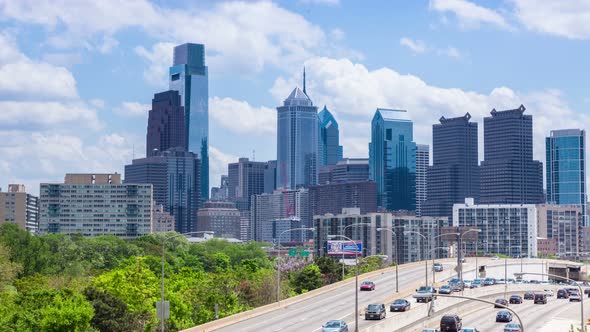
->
375, 108, 411, 121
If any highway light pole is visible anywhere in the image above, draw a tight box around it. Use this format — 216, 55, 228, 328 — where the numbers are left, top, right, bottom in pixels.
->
340, 223, 370, 281
404, 231, 428, 287
428, 246, 450, 285
329, 234, 360, 332
377, 227, 399, 292
276, 227, 315, 304
460, 229, 481, 283
161, 231, 214, 332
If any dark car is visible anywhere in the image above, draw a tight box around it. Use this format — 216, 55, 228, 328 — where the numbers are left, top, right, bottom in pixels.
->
365, 303, 386, 320
360, 281, 375, 291
439, 285, 452, 294
440, 314, 462, 332
433, 262, 443, 272
322, 320, 349, 332
494, 298, 508, 308
390, 299, 411, 312
509, 295, 522, 304
557, 289, 569, 299
523, 291, 534, 300
534, 293, 547, 304
584, 288, 590, 295
496, 310, 513, 322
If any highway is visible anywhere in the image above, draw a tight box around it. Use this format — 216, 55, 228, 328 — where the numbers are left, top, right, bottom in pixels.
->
199, 258, 551, 332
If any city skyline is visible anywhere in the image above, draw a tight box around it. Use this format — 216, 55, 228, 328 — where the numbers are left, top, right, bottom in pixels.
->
1, 1, 590, 195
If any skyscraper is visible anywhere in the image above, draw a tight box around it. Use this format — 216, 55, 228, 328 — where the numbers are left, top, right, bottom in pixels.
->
146, 90, 186, 156
319, 158, 370, 185
369, 108, 416, 211
276, 79, 319, 189
546, 129, 587, 224
423, 113, 480, 219
415, 144, 429, 217
480, 105, 544, 204
318, 105, 343, 166
228, 158, 267, 211
169, 43, 209, 201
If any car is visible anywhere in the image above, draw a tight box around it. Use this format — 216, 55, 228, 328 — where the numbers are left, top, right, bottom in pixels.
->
365, 303, 386, 320
523, 291, 534, 300
557, 289, 569, 299
460, 328, 480, 332
471, 279, 482, 288
534, 293, 547, 304
322, 320, 349, 332
509, 295, 522, 304
483, 278, 496, 286
414, 286, 437, 303
390, 299, 411, 312
494, 298, 508, 308
544, 289, 554, 297
439, 285, 452, 294
440, 314, 462, 332
360, 281, 375, 291
565, 287, 578, 295
496, 310, 513, 322
448, 278, 465, 291
463, 280, 473, 288
507, 278, 516, 284
504, 323, 522, 332
491, 256, 499, 260
421, 329, 439, 332
570, 291, 582, 302
496, 278, 506, 284
433, 262, 443, 272
584, 288, 590, 295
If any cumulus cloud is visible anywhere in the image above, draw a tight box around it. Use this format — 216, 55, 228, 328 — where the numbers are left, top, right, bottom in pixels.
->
429, 0, 511, 30
400, 37, 462, 59
512, 0, 590, 39
209, 146, 237, 188
114, 101, 151, 117
210, 97, 276, 136
400, 37, 427, 54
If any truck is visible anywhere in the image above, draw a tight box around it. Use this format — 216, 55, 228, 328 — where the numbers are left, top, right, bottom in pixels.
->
413, 286, 437, 303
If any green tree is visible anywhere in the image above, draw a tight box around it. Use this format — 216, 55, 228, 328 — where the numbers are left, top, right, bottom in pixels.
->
0, 243, 22, 291
83, 285, 138, 332
314, 256, 343, 284
291, 264, 323, 293
40, 290, 94, 332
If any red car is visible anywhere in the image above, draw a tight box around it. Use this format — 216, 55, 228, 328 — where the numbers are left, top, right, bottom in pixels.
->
360, 281, 375, 291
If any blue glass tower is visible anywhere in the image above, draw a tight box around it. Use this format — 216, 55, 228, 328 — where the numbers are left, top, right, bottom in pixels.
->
546, 129, 587, 224
169, 43, 209, 201
318, 105, 343, 166
369, 109, 416, 211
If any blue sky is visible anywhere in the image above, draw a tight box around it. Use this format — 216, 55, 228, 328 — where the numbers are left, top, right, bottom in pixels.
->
0, 0, 589, 194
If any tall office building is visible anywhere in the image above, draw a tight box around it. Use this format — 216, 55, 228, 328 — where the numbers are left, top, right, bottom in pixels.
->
276, 78, 319, 189
480, 105, 544, 204
546, 129, 587, 224
264, 160, 277, 193
369, 108, 416, 211
0, 184, 38, 232
228, 158, 267, 211
39, 174, 152, 239
415, 144, 429, 217
169, 43, 209, 201
423, 114, 480, 219
319, 158, 370, 185
310, 181, 377, 216
146, 90, 186, 156
125, 148, 201, 233
318, 106, 343, 166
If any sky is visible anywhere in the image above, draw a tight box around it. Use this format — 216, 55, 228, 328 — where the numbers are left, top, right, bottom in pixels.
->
0, 0, 589, 195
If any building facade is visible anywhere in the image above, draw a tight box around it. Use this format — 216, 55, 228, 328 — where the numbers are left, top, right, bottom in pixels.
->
228, 158, 267, 211
453, 198, 538, 257
415, 144, 429, 217
480, 106, 544, 204
276, 87, 319, 189
152, 204, 175, 233
0, 184, 39, 232
309, 181, 377, 216
369, 108, 416, 211
537, 204, 583, 257
318, 105, 343, 166
319, 158, 370, 185
169, 43, 209, 201
146, 90, 186, 156
197, 201, 241, 239
39, 174, 152, 238
423, 113, 480, 219
264, 160, 277, 193
546, 129, 587, 224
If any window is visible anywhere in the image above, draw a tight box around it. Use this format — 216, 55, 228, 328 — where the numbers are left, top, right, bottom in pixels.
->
171, 73, 180, 81
386, 129, 392, 140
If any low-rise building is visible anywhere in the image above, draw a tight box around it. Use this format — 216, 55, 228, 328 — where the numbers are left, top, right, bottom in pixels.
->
537, 237, 558, 257
537, 204, 583, 257
197, 201, 241, 239
0, 184, 39, 233
152, 204, 175, 233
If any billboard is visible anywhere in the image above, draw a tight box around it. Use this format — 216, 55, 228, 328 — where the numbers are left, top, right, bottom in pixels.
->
327, 240, 362, 256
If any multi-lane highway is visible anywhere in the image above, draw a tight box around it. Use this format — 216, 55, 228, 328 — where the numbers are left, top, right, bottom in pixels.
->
188, 258, 554, 332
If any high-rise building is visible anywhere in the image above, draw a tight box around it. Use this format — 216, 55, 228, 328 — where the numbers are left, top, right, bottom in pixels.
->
310, 181, 377, 216
423, 114, 480, 219
197, 201, 241, 239
546, 129, 587, 224
319, 158, 370, 185
152, 204, 175, 233
125, 148, 201, 233
228, 158, 267, 211
415, 144, 429, 217
369, 108, 416, 211
480, 105, 544, 204
169, 43, 209, 201
146, 90, 186, 156
264, 160, 277, 193
276, 78, 319, 189
537, 204, 582, 257
0, 184, 39, 233
39, 174, 152, 238
318, 105, 343, 166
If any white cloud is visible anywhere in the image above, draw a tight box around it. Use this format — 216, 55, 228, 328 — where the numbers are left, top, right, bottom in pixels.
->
115, 101, 151, 117
0, 101, 101, 130
209, 146, 237, 188
134, 42, 174, 86
299, 0, 340, 5
330, 28, 345, 41
512, 0, 590, 39
210, 97, 276, 136
400, 37, 427, 54
438, 46, 462, 58
429, 0, 511, 30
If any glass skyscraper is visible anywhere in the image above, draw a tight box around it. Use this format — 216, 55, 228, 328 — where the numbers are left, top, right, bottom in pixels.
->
369, 108, 416, 211
546, 129, 587, 224
318, 105, 343, 166
276, 87, 319, 189
169, 43, 209, 201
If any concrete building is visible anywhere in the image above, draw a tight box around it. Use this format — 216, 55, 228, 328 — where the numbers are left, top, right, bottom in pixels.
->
537, 238, 558, 256
319, 158, 370, 185
211, 175, 229, 201
415, 144, 429, 217
0, 184, 39, 232
152, 204, 175, 233
537, 204, 583, 257
264, 160, 278, 193
197, 201, 241, 239
146, 90, 186, 156
309, 181, 377, 216
239, 211, 250, 241
318, 105, 343, 166
228, 158, 267, 211
39, 174, 152, 238
453, 198, 538, 257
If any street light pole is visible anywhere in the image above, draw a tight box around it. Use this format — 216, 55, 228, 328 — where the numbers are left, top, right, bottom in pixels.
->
340, 223, 370, 281
377, 227, 400, 292
276, 227, 315, 303
428, 246, 450, 284
404, 231, 428, 287
329, 234, 361, 332
460, 229, 482, 283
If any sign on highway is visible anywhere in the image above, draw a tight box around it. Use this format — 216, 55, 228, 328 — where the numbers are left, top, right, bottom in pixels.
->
327, 240, 362, 256
288, 249, 296, 257
156, 300, 170, 319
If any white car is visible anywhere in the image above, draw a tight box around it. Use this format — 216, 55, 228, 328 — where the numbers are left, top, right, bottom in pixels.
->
463, 280, 473, 288
491, 256, 499, 260
544, 289, 554, 297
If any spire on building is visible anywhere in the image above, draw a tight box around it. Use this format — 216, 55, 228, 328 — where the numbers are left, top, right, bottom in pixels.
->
303, 66, 307, 95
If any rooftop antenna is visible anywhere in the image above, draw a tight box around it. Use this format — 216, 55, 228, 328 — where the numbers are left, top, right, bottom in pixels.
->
252, 149, 256, 161
303, 66, 306, 95
132, 144, 135, 159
